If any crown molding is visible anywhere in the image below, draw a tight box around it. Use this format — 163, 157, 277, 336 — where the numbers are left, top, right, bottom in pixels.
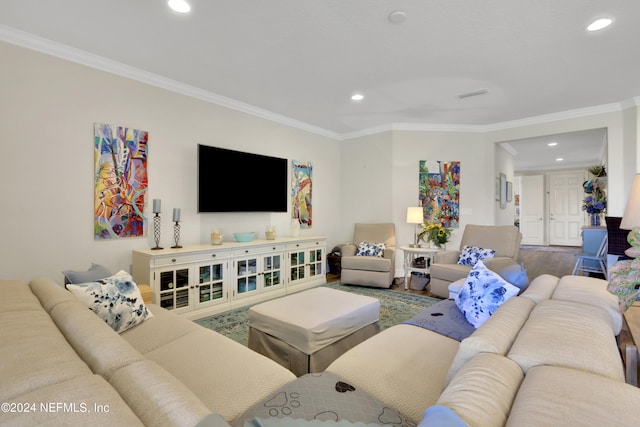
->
0, 25, 341, 141
1, 25, 637, 143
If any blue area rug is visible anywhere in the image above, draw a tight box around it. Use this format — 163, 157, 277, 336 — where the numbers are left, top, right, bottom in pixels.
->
195, 282, 440, 346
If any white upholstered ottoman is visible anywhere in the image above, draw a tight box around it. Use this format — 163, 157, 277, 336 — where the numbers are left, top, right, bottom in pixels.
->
248, 287, 380, 376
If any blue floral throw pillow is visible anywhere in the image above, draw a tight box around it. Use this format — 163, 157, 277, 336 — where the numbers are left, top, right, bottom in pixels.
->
457, 245, 496, 266
455, 260, 520, 328
67, 270, 153, 333
356, 242, 385, 257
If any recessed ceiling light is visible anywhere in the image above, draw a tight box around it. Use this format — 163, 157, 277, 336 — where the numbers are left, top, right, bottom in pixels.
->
587, 18, 613, 32
388, 11, 407, 24
168, 0, 191, 14
556, 158, 564, 162
548, 142, 558, 147
351, 93, 364, 101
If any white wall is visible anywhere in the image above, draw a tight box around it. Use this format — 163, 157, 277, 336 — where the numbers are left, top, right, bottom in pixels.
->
0, 42, 341, 283
494, 143, 516, 226
338, 130, 498, 275
2, 40, 639, 283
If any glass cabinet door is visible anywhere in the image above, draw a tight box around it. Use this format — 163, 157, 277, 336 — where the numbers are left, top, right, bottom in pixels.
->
289, 250, 306, 282
236, 258, 258, 296
158, 267, 190, 310
309, 248, 324, 277
262, 254, 282, 288
197, 262, 226, 307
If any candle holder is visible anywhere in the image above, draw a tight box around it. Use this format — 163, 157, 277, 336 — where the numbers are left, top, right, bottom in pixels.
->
152, 213, 163, 250
171, 221, 182, 248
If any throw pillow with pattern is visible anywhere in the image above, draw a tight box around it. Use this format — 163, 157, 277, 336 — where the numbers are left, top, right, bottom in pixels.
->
457, 245, 496, 266
356, 242, 385, 257
455, 260, 520, 328
67, 270, 153, 333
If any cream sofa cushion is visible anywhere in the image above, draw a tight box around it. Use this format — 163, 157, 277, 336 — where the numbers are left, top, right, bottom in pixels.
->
121, 303, 200, 354
50, 300, 146, 379
0, 280, 96, 401
29, 276, 78, 312
445, 296, 535, 384
507, 365, 640, 427
508, 299, 624, 381
551, 275, 622, 334
137, 323, 296, 422
5, 375, 144, 426
519, 274, 559, 304
327, 324, 460, 424
437, 353, 524, 427
110, 359, 212, 427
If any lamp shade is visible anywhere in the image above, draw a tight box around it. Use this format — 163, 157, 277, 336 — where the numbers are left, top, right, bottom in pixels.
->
621, 174, 640, 230
406, 207, 423, 224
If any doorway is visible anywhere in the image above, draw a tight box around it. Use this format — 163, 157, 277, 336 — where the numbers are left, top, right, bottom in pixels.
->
501, 128, 607, 247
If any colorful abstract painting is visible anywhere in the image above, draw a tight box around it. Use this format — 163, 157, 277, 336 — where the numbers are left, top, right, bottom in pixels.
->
94, 123, 148, 239
419, 160, 460, 229
291, 160, 312, 228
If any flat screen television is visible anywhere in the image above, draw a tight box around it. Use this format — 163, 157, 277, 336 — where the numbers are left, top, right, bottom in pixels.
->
198, 144, 288, 213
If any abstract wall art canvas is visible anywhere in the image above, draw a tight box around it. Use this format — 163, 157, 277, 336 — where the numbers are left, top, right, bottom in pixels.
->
94, 123, 148, 239
291, 160, 312, 228
419, 160, 460, 229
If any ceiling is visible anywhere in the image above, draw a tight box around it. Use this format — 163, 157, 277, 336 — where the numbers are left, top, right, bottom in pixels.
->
0, 1, 636, 169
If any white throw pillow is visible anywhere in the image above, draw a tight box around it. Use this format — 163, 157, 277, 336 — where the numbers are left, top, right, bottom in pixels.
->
67, 270, 153, 333
457, 245, 496, 266
356, 241, 385, 257
455, 260, 520, 328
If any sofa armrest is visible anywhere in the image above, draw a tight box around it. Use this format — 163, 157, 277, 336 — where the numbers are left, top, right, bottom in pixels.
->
434, 251, 461, 264
383, 246, 396, 261
342, 244, 357, 257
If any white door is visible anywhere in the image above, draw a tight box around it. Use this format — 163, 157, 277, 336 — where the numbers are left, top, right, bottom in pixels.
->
520, 175, 545, 245
548, 172, 584, 246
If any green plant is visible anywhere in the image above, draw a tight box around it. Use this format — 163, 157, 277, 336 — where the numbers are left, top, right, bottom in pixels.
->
588, 164, 607, 177
417, 223, 451, 248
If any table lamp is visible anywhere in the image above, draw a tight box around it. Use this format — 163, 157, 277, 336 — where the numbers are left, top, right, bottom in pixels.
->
610, 173, 640, 311
406, 207, 423, 247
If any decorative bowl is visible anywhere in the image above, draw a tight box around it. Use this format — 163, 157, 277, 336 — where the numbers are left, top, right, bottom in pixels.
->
234, 232, 256, 242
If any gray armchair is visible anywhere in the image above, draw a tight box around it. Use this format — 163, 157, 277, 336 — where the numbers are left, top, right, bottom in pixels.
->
341, 223, 396, 288
429, 224, 522, 298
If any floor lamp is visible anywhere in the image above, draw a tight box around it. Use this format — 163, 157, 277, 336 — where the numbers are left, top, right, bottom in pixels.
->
406, 207, 423, 247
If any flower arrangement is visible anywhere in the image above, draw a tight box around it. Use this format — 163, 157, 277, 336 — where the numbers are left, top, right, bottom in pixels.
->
582, 179, 607, 214
418, 223, 451, 248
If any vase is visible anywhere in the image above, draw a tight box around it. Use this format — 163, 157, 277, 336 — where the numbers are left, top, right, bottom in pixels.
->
590, 214, 601, 227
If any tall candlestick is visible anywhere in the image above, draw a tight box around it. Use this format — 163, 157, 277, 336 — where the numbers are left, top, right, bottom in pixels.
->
173, 208, 181, 222
153, 199, 161, 213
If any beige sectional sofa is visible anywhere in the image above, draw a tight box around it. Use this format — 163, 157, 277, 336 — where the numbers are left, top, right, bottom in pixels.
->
326, 274, 640, 426
3, 273, 639, 426
1, 277, 295, 426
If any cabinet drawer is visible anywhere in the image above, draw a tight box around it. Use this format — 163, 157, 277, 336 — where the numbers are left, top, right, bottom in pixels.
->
233, 245, 284, 257
152, 251, 230, 267
286, 240, 324, 250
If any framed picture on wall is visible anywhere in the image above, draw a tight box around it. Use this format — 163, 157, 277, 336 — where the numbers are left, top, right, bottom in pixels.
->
500, 173, 507, 209
495, 177, 500, 201
507, 181, 513, 202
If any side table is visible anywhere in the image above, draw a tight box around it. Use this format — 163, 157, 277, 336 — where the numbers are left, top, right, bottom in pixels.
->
621, 301, 640, 386
400, 246, 441, 290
